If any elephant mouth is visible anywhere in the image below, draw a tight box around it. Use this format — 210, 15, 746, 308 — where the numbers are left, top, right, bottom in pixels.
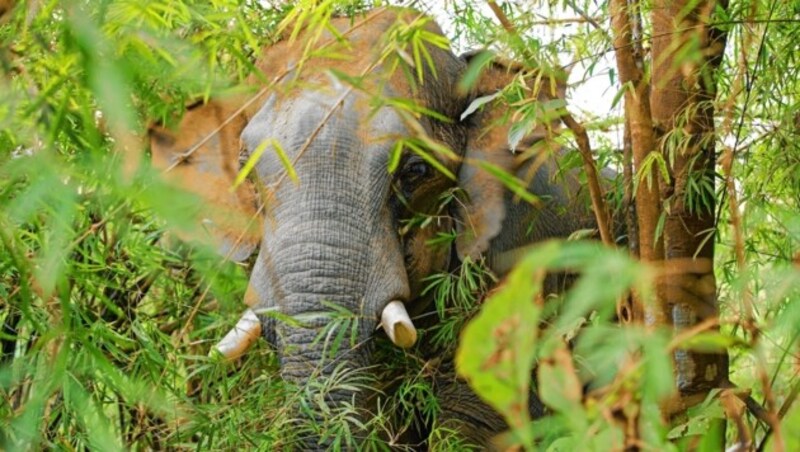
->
212, 300, 418, 360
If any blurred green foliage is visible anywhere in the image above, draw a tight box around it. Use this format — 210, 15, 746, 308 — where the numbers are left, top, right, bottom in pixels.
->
1, 0, 799, 450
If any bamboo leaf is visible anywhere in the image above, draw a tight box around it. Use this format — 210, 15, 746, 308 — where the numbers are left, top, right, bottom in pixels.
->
460, 92, 501, 121
474, 160, 541, 206
458, 50, 494, 93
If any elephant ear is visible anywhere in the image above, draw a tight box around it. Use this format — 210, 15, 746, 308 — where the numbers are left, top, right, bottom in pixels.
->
456, 53, 566, 261
148, 99, 261, 262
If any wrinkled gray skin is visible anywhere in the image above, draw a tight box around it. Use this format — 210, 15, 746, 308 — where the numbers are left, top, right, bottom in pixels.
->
244, 92, 415, 376
151, 9, 617, 450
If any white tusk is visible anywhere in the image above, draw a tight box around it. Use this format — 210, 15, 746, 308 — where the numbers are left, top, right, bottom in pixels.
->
380, 301, 417, 348
212, 308, 262, 360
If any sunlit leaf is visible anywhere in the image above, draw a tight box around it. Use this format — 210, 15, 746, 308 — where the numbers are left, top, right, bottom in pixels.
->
458, 49, 494, 93
538, 345, 582, 413
473, 159, 541, 205
460, 91, 501, 121
457, 241, 561, 444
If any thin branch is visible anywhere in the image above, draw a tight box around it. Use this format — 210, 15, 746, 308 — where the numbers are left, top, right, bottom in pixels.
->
778, 375, 800, 421
562, 0, 605, 33
757, 374, 800, 452
667, 316, 719, 351
737, 392, 773, 429
561, 112, 613, 245
164, 84, 273, 173
486, 1, 514, 32
527, 17, 602, 27
622, 117, 638, 257
720, 388, 753, 450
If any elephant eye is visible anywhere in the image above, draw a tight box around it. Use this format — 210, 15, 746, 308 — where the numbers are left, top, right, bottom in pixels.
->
400, 159, 430, 182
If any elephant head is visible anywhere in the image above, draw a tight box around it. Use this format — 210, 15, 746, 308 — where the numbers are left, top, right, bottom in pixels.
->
148, 7, 593, 447
235, 7, 468, 397
150, 6, 465, 438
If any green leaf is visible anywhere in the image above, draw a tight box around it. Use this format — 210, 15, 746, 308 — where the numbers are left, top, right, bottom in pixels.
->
641, 333, 674, 401
234, 139, 298, 188
387, 140, 404, 173
678, 332, 747, 353
63, 374, 124, 451
405, 140, 455, 180
667, 393, 724, 439
508, 120, 531, 153
460, 92, 501, 121
458, 50, 494, 93
610, 81, 632, 110
538, 346, 583, 413
554, 246, 639, 334
474, 160, 541, 206
457, 241, 561, 445
271, 140, 299, 184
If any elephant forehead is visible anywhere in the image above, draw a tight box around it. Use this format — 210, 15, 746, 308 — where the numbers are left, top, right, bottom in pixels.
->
241, 89, 408, 180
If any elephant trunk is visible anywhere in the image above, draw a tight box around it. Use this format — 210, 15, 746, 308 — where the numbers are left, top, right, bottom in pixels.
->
240, 99, 415, 445
275, 268, 375, 447
265, 201, 387, 444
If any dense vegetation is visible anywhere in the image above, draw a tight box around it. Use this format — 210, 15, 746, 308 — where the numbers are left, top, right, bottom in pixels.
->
1, 0, 798, 450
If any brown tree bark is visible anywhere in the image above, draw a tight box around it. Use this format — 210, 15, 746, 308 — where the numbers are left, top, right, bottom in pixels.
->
610, 0, 665, 322
611, 0, 730, 425
650, 0, 729, 415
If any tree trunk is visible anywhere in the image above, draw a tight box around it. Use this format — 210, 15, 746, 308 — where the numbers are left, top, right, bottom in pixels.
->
612, 0, 730, 420
650, 0, 729, 414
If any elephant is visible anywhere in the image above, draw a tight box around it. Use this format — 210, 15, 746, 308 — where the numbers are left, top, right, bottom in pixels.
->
148, 7, 617, 449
